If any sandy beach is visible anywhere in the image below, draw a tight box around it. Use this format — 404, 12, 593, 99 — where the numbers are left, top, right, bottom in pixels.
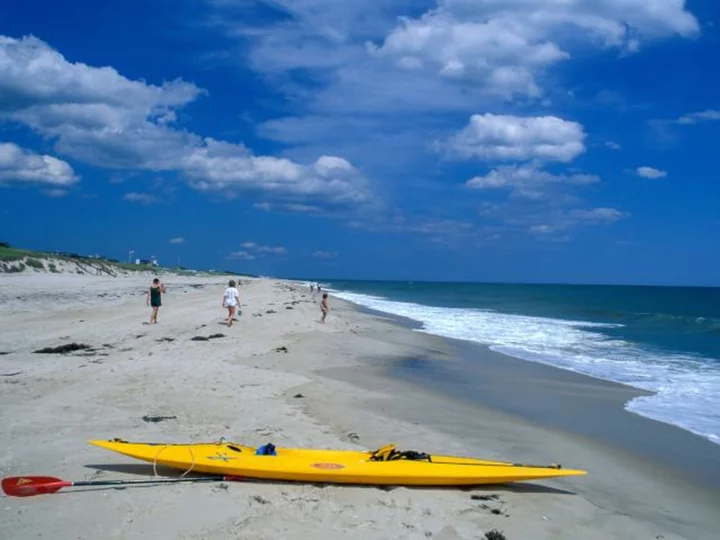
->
1, 273, 719, 540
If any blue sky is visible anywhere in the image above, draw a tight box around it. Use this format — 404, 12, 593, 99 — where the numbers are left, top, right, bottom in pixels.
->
1, 0, 718, 285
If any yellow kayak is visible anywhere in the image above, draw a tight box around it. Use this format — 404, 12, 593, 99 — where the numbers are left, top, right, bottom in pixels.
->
89, 439, 587, 486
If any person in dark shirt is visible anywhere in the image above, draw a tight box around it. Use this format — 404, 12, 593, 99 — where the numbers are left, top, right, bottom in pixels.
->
146, 278, 166, 324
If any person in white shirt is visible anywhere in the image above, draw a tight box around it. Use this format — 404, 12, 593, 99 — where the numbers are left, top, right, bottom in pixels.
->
222, 280, 241, 327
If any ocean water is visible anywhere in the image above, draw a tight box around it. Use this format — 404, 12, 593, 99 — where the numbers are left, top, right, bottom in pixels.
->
322, 281, 720, 445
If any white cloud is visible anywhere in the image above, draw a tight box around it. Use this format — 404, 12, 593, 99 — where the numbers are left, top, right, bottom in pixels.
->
529, 224, 556, 235
208, 0, 700, 127
169, 237, 185, 244
369, 11, 565, 99
0, 36, 204, 169
346, 211, 477, 242
123, 192, 158, 204
370, 0, 699, 99
313, 250, 338, 259
314, 155, 353, 173
480, 195, 628, 239
637, 166, 667, 179
569, 208, 628, 222
467, 165, 599, 192
466, 172, 509, 189
0, 35, 371, 208
0, 142, 78, 186
448, 114, 586, 163
398, 217, 474, 237
238, 242, 287, 256
227, 251, 256, 260
183, 139, 370, 204
677, 110, 720, 124
283, 203, 322, 213
257, 245, 287, 255
0, 35, 203, 113
203, 0, 701, 240
202, 1, 700, 242
605, 141, 622, 150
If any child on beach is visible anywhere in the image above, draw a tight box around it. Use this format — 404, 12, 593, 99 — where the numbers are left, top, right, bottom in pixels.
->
146, 278, 166, 324
319, 293, 330, 323
222, 280, 241, 327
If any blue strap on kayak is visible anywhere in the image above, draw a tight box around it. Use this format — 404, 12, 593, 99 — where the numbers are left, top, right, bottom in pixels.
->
255, 443, 277, 456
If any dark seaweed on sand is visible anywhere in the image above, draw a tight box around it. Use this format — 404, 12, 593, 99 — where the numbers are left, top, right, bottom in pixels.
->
34, 343, 92, 354
191, 334, 225, 341
485, 530, 507, 540
142, 415, 177, 423
472, 494, 500, 501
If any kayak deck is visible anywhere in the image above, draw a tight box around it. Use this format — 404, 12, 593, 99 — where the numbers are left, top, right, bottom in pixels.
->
89, 439, 587, 486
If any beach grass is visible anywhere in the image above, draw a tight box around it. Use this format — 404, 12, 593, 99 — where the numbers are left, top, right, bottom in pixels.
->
0, 246, 34, 262
1, 243, 256, 277
25, 257, 45, 269
0, 246, 155, 274
0, 245, 246, 277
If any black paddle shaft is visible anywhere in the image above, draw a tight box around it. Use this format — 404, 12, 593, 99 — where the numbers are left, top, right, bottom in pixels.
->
71, 476, 228, 488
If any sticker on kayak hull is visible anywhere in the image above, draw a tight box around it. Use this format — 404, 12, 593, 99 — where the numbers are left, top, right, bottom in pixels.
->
207, 452, 237, 462
311, 463, 345, 470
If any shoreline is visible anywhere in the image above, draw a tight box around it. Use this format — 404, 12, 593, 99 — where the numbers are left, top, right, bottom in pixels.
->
387, 336, 720, 487
344, 297, 720, 487
328, 284, 720, 448
1, 275, 718, 539
316, 299, 720, 535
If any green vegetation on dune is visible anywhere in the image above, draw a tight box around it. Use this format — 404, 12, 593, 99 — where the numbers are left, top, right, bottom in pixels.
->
114, 261, 161, 272
25, 257, 46, 269
0, 242, 245, 276
0, 244, 155, 274
0, 246, 34, 262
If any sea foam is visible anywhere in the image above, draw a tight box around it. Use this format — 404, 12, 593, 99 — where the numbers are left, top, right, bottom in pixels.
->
331, 289, 720, 445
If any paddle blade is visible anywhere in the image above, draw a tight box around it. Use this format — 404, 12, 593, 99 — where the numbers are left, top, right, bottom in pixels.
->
2, 476, 71, 497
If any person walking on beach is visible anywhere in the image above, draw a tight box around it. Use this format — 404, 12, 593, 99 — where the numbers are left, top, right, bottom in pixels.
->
222, 280, 241, 327
319, 293, 330, 323
146, 278, 166, 324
